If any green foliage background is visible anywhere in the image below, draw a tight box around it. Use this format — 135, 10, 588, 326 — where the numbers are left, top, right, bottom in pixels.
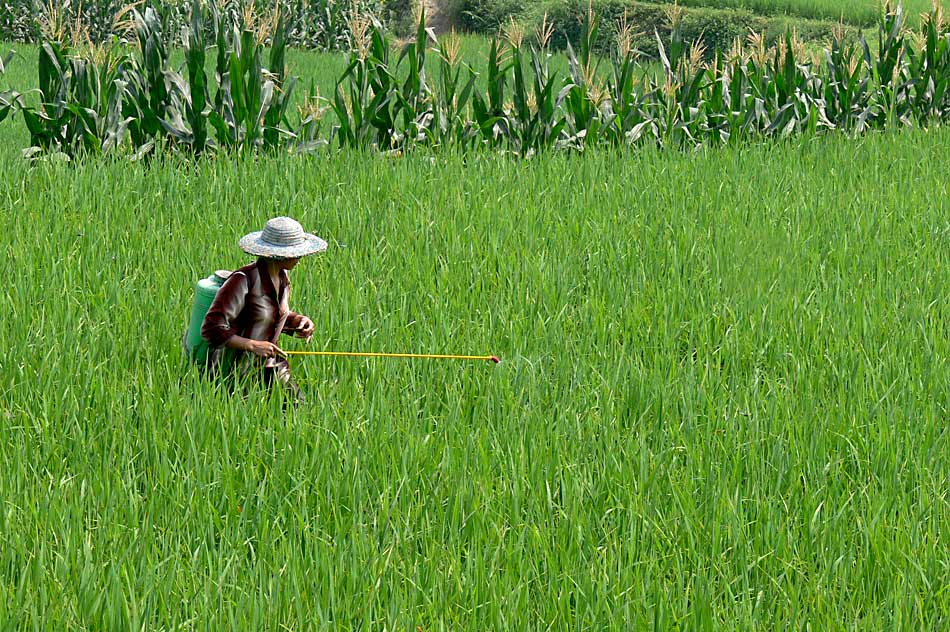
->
0, 3, 948, 629
1, 121, 948, 628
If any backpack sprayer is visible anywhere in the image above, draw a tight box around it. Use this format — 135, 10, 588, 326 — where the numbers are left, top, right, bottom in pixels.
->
184, 270, 500, 365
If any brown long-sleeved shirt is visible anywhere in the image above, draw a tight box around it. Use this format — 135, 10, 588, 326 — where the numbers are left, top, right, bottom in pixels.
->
201, 259, 305, 373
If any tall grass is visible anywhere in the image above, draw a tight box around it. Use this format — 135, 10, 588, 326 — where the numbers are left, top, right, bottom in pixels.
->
0, 125, 948, 628
673, 0, 947, 26
461, 0, 949, 34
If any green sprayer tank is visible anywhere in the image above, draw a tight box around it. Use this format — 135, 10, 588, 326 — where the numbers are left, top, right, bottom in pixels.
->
184, 270, 232, 364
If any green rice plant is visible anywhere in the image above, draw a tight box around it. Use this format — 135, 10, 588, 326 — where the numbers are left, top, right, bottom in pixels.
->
1, 121, 949, 629
668, 0, 945, 28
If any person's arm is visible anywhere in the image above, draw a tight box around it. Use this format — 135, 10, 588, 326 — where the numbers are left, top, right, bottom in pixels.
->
224, 334, 282, 357
283, 311, 315, 340
202, 272, 282, 358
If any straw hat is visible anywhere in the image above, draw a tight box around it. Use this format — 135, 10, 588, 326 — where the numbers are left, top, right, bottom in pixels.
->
239, 217, 327, 259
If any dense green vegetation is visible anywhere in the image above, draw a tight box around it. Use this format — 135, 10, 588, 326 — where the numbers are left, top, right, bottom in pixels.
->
670, 0, 945, 26
1, 2, 947, 158
457, 0, 949, 31
1, 120, 948, 629
1, 3, 948, 630
0, 0, 391, 48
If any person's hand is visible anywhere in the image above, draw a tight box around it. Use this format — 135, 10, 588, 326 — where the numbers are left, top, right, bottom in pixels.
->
244, 340, 283, 358
295, 316, 315, 341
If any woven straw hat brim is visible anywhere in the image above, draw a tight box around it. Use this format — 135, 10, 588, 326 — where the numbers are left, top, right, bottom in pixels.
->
238, 231, 328, 259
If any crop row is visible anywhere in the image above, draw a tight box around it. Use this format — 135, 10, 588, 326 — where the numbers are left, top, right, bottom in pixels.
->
0, 1, 947, 157
0, 0, 390, 49
458, 0, 947, 32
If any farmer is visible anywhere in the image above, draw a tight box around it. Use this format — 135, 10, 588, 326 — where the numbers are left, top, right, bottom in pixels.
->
201, 216, 326, 403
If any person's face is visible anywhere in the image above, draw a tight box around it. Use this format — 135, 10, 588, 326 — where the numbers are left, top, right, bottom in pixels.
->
278, 257, 300, 271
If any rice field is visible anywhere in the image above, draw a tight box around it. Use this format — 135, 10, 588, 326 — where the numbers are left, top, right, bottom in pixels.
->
0, 99, 948, 629
671, 0, 948, 25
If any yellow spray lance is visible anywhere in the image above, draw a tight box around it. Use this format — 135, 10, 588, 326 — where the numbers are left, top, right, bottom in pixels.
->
277, 348, 500, 363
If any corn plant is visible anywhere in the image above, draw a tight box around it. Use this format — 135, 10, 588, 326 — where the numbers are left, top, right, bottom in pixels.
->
0, 50, 22, 124
1, 0, 380, 51
506, 39, 568, 156
862, 2, 914, 126
759, 33, 833, 137
649, 13, 709, 147
293, 82, 331, 152
263, 10, 295, 150
429, 35, 478, 147
560, 10, 608, 149
393, 11, 436, 147
702, 53, 751, 143
331, 11, 442, 151
286, 0, 383, 51
123, 6, 172, 152
208, 7, 290, 151
0, 0, 36, 42
21, 39, 133, 156
8, 1, 950, 158
905, 5, 950, 121
470, 39, 511, 146
603, 43, 655, 146
824, 32, 873, 132
158, 0, 210, 154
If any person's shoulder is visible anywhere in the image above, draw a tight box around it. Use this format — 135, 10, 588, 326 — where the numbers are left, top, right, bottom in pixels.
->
235, 261, 260, 288
235, 261, 258, 276
219, 261, 256, 288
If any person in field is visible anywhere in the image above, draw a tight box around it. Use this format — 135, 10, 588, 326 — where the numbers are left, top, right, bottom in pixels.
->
201, 216, 326, 403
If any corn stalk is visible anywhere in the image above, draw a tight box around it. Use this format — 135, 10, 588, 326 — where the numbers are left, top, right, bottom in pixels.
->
470, 38, 510, 147
429, 36, 478, 147
506, 40, 567, 156
905, 7, 950, 121
560, 10, 607, 149
0, 50, 23, 123
603, 46, 654, 146
22, 39, 132, 156
332, 21, 400, 150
